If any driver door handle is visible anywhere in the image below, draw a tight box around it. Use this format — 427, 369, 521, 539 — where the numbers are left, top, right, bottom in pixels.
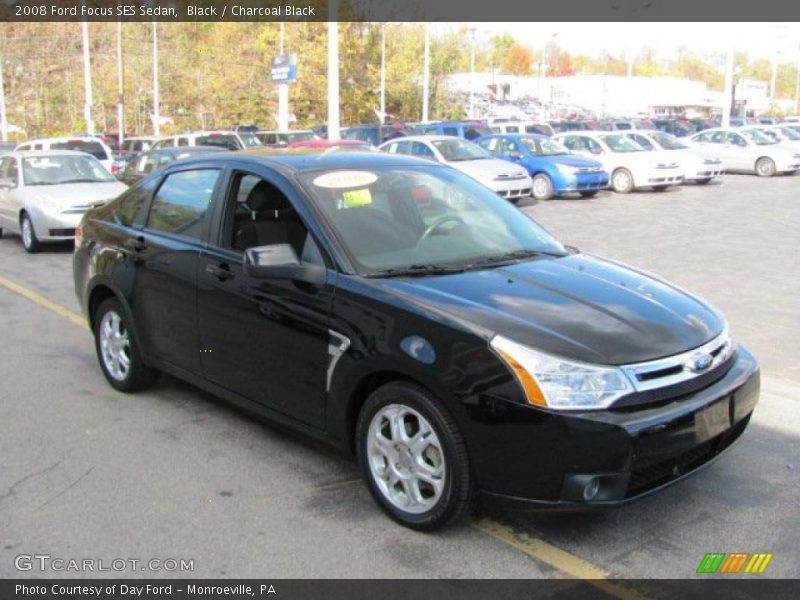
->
206, 263, 234, 282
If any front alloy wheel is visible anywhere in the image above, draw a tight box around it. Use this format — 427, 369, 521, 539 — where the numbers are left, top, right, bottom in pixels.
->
611, 168, 634, 193
20, 213, 40, 253
755, 157, 776, 177
531, 173, 554, 200
357, 383, 473, 530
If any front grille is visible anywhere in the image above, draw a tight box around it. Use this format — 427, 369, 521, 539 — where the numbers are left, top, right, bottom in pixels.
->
626, 414, 750, 497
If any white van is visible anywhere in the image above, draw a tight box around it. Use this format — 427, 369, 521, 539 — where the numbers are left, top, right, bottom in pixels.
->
489, 121, 555, 137
14, 136, 116, 174
150, 130, 262, 151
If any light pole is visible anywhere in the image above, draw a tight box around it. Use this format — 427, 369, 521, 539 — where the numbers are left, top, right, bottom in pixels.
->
469, 27, 476, 119
327, 0, 340, 140
277, 23, 289, 131
116, 20, 124, 145
379, 23, 386, 124
538, 32, 558, 114
81, 21, 94, 135
152, 22, 160, 136
722, 45, 735, 128
422, 24, 430, 122
0, 53, 7, 142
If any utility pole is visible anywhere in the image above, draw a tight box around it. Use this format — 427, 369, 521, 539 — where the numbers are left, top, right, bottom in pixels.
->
152, 22, 160, 136
277, 23, 289, 131
327, 1, 340, 140
722, 46, 735, 128
81, 21, 94, 135
117, 20, 124, 146
422, 24, 430, 123
0, 53, 8, 142
379, 23, 386, 124
469, 27, 476, 119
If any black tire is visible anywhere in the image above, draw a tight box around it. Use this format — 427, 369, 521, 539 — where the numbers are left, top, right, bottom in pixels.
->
356, 382, 474, 531
531, 173, 554, 201
755, 157, 776, 177
695, 178, 712, 185
20, 212, 40, 253
578, 191, 598, 198
93, 298, 158, 392
611, 168, 634, 193
652, 184, 669, 192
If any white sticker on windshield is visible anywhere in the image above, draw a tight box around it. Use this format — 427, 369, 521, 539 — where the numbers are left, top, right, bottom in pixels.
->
312, 170, 377, 189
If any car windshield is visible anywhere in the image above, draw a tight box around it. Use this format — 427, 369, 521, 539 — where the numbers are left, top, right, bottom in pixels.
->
299, 166, 565, 275
741, 129, 777, 145
778, 126, 800, 140
22, 155, 116, 185
287, 131, 316, 143
651, 133, 687, 150
518, 136, 569, 156
430, 139, 491, 161
195, 135, 241, 150
599, 135, 643, 152
50, 140, 108, 160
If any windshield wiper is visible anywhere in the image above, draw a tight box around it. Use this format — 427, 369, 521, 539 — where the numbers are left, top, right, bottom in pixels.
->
464, 249, 562, 271
366, 264, 465, 278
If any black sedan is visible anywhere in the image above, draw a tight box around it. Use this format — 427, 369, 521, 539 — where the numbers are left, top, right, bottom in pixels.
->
73, 150, 759, 530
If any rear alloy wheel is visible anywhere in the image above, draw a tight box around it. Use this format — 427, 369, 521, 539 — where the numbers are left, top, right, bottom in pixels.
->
531, 173, 554, 200
20, 213, 40, 253
579, 191, 598, 198
94, 298, 158, 392
611, 168, 634, 193
755, 157, 776, 177
356, 382, 474, 531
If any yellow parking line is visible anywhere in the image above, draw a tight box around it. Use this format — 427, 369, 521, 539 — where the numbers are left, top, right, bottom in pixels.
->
1, 273, 650, 596
475, 518, 653, 600
0, 274, 88, 330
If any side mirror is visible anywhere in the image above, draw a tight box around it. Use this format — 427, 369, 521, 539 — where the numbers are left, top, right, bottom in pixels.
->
244, 243, 326, 286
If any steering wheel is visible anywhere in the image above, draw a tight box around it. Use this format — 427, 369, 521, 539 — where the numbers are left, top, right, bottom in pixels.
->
419, 215, 465, 242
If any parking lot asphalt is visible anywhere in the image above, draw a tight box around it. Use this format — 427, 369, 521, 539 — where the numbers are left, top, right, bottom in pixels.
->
1, 174, 798, 585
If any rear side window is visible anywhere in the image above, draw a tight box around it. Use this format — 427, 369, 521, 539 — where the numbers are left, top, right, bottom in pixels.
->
195, 135, 239, 150
51, 140, 108, 161
113, 179, 157, 227
442, 127, 459, 137
146, 169, 220, 240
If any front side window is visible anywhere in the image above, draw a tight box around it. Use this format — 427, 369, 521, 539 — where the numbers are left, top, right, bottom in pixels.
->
518, 136, 569, 156
411, 142, 435, 159
195, 135, 239, 150
112, 179, 157, 227
727, 133, 748, 146
146, 169, 220, 240
430, 139, 490, 162
599, 134, 643, 153
0, 157, 19, 186
299, 166, 564, 275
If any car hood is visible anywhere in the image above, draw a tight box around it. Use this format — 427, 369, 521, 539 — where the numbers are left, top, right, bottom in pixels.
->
26, 181, 127, 209
545, 154, 604, 169
378, 253, 724, 365
449, 158, 528, 180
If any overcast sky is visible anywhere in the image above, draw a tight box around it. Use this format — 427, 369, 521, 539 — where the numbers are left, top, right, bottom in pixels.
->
435, 23, 800, 64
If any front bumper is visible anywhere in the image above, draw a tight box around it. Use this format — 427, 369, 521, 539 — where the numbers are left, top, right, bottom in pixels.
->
32, 209, 85, 241
685, 166, 724, 181
558, 172, 609, 193
489, 176, 533, 199
468, 346, 759, 509
644, 167, 684, 186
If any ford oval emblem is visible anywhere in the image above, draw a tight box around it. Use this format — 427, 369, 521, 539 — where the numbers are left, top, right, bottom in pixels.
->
688, 353, 713, 373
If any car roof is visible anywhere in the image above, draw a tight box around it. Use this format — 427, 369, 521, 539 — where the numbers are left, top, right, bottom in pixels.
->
171, 148, 437, 174
20, 136, 109, 144
8, 149, 92, 158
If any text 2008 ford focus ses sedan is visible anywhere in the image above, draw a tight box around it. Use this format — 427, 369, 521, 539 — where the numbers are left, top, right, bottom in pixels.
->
73, 150, 759, 530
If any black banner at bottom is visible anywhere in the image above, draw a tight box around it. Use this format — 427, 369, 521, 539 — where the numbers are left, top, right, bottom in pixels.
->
3, 579, 799, 600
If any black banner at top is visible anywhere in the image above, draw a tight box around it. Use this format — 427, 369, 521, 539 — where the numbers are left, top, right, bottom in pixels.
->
2, 0, 800, 22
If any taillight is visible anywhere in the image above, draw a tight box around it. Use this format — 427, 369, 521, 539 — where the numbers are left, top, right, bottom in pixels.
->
74, 224, 83, 246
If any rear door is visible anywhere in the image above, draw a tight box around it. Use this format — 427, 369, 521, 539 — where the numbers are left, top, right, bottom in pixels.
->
130, 165, 223, 375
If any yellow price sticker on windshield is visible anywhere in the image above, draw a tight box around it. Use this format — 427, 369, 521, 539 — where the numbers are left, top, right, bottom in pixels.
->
341, 188, 372, 207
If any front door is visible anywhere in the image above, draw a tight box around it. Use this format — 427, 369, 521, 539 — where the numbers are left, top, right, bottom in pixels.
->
197, 168, 334, 428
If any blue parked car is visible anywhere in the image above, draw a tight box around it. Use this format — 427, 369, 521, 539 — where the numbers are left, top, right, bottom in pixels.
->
415, 121, 492, 141
475, 134, 609, 200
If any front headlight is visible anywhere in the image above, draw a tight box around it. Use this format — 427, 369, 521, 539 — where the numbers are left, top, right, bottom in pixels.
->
490, 335, 633, 410
556, 163, 580, 175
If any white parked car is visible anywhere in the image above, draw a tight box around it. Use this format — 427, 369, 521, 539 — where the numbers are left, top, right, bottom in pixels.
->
151, 130, 263, 151
687, 127, 800, 177
378, 135, 533, 202
489, 121, 555, 137
552, 131, 683, 193
0, 151, 127, 252
620, 130, 724, 185
14, 136, 116, 174
743, 125, 800, 149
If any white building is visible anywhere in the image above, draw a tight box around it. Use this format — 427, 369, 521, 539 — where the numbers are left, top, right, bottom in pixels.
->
446, 73, 729, 117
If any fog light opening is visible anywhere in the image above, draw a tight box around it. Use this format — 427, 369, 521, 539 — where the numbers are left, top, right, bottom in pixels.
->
583, 477, 600, 501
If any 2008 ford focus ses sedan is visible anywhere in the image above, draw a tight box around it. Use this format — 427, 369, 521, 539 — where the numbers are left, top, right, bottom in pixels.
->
73, 150, 759, 530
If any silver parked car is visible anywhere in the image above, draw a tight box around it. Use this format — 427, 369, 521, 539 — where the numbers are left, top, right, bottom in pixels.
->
379, 135, 533, 202
687, 127, 800, 177
621, 130, 724, 185
0, 151, 127, 252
